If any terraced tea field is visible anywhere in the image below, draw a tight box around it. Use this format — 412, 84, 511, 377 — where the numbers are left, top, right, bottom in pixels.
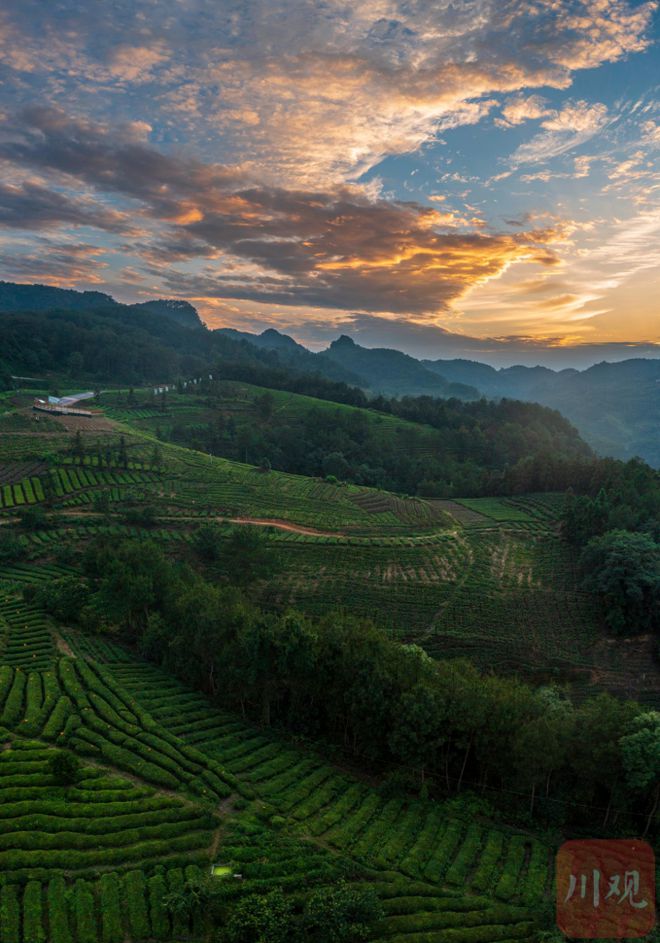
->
0, 608, 547, 943
0, 385, 654, 940
104, 657, 554, 913
0, 739, 215, 881
0, 419, 650, 702
0, 593, 57, 670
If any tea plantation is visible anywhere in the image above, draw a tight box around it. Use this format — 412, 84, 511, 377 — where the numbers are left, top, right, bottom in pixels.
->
0, 608, 549, 942
0, 383, 653, 941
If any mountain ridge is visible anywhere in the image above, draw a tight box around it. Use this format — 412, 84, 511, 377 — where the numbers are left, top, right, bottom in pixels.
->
0, 280, 205, 329
0, 279, 656, 464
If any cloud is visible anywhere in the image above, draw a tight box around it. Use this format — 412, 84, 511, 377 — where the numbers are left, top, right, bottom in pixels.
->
641, 120, 660, 144
0, 181, 128, 231
0, 2, 656, 346
0, 0, 654, 184
0, 107, 570, 316
0, 238, 108, 286
496, 94, 552, 127
510, 100, 610, 164
106, 44, 169, 83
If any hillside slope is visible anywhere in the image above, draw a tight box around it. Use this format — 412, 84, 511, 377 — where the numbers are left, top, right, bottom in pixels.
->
0, 384, 654, 705
100, 381, 592, 497
424, 356, 660, 466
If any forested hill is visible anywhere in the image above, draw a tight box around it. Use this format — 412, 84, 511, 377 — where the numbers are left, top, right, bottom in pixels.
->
0, 281, 204, 329
423, 356, 660, 466
220, 323, 660, 465
1, 279, 657, 465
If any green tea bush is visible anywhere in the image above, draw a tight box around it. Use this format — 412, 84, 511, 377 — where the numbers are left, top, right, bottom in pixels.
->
47, 875, 71, 943
73, 879, 97, 943
147, 873, 170, 940
124, 870, 150, 940
99, 872, 123, 943
1, 670, 25, 727
22, 880, 45, 943
0, 883, 20, 943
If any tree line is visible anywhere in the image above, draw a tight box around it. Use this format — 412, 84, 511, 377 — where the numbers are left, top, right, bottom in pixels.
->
31, 537, 660, 839
562, 458, 660, 637
157, 379, 593, 499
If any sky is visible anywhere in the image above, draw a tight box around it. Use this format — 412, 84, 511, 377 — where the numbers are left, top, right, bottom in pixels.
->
0, 0, 658, 367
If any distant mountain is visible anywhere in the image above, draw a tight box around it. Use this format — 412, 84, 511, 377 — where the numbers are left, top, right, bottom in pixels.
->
424, 356, 660, 466
0, 281, 203, 330
0, 279, 656, 464
320, 335, 479, 399
215, 327, 365, 386
219, 327, 308, 354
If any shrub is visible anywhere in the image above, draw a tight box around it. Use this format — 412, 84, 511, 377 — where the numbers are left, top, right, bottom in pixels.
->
99, 872, 124, 943
22, 880, 45, 943
42, 696, 73, 740
124, 870, 150, 940
48, 750, 81, 786
73, 879, 97, 943
148, 873, 170, 940
1, 671, 25, 728
0, 884, 20, 943
302, 882, 384, 943
47, 876, 72, 943
224, 889, 294, 943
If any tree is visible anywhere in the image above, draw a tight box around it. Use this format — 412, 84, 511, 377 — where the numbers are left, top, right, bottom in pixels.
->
224, 890, 293, 943
256, 391, 275, 421
49, 751, 80, 786
71, 430, 85, 461
511, 689, 573, 817
92, 490, 111, 514
322, 452, 350, 481
150, 444, 163, 473
0, 531, 26, 563
571, 693, 639, 825
41, 470, 56, 508
84, 539, 172, 636
163, 873, 211, 921
620, 712, 660, 836
194, 524, 226, 562
388, 682, 445, 789
17, 505, 48, 530
238, 610, 317, 726
580, 530, 660, 635
224, 527, 272, 586
123, 504, 156, 528
118, 436, 129, 469
34, 575, 89, 623
301, 882, 383, 943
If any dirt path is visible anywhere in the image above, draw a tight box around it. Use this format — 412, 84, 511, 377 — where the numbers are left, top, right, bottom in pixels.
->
14, 507, 346, 538
53, 632, 76, 658
226, 516, 344, 537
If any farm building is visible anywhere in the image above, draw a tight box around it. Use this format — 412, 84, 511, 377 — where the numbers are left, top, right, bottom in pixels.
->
33, 392, 95, 418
